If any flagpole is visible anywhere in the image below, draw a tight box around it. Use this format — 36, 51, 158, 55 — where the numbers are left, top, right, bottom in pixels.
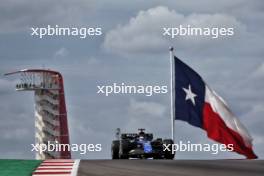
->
169, 47, 175, 141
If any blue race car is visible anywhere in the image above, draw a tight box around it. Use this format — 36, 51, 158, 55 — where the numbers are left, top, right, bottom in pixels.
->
111, 128, 175, 159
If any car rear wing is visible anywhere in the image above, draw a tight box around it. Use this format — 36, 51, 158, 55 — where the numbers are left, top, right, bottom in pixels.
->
121, 133, 138, 139
121, 133, 153, 140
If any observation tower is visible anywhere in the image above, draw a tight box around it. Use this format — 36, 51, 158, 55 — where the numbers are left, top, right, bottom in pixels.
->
5, 69, 71, 159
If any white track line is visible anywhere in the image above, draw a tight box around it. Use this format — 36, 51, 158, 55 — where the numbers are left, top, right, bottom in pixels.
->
71, 159, 80, 176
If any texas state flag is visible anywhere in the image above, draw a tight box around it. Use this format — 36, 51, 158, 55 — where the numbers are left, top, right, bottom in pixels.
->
174, 56, 257, 159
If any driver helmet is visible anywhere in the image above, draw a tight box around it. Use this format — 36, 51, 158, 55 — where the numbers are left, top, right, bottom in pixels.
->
139, 136, 144, 141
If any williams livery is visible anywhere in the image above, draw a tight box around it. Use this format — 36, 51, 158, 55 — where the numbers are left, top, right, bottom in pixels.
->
111, 129, 175, 159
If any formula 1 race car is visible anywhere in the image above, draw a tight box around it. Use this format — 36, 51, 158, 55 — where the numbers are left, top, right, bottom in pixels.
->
111, 128, 175, 159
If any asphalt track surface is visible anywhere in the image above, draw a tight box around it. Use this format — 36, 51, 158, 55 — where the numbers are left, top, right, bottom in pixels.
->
78, 160, 264, 176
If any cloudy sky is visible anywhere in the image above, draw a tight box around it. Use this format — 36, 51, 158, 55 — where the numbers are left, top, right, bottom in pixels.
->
0, 0, 263, 159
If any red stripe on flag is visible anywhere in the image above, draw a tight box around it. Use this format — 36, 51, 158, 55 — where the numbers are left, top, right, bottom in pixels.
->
203, 103, 257, 159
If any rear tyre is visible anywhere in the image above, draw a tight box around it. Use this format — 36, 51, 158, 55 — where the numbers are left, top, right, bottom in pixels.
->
111, 140, 120, 159
163, 139, 175, 159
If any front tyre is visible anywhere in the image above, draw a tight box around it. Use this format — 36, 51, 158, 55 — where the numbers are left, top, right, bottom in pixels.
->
163, 139, 175, 159
111, 140, 120, 159
119, 139, 129, 159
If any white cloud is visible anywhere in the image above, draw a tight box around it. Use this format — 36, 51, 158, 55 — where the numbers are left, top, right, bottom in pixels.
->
54, 47, 69, 58
252, 62, 264, 78
103, 6, 249, 56
128, 98, 166, 117
122, 98, 169, 134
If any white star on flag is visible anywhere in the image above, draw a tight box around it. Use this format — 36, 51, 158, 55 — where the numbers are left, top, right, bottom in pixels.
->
182, 84, 197, 105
